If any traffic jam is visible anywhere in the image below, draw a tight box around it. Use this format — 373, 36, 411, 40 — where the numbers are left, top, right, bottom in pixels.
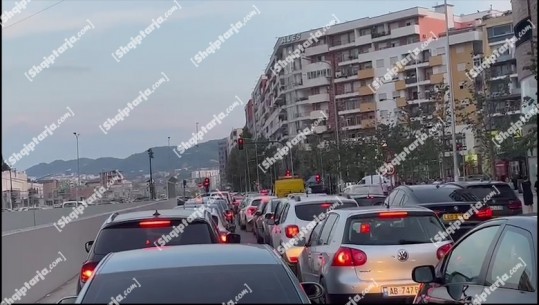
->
59, 175, 536, 304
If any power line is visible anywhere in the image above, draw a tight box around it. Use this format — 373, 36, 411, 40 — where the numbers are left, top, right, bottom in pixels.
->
2, 0, 67, 30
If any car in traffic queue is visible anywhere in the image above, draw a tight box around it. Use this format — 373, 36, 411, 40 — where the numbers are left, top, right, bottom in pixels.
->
343, 184, 387, 206
232, 195, 245, 214
297, 206, 453, 304
177, 204, 233, 241
253, 198, 281, 244
59, 244, 324, 304
258, 198, 283, 246
446, 180, 523, 217
412, 214, 537, 304
269, 195, 359, 274
77, 209, 241, 292
385, 184, 491, 240
239, 195, 275, 232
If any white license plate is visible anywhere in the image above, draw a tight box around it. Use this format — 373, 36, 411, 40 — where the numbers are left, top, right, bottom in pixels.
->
383, 285, 419, 297
490, 205, 503, 210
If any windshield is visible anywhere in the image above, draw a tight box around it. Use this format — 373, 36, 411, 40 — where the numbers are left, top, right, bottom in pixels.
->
93, 221, 215, 255
294, 200, 358, 221
344, 214, 450, 245
413, 188, 479, 203
81, 265, 302, 303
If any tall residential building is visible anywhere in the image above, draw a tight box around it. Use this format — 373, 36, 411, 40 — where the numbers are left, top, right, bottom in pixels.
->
245, 98, 255, 134
512, 0, 537, 185
227, 128, 243, 155
218, 139, 228, 187
249, 4, 503, 177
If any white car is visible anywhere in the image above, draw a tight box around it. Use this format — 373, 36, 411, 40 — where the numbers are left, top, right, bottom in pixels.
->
62, 201, 84, 208
269, 195, 359, 269
239, 195, 275, 232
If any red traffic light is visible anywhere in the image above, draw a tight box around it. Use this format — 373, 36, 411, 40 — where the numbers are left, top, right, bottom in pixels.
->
237, 138, 244, 150
315, 174, 321, 184
203, 178, 210, 187
285, 170, 292, 177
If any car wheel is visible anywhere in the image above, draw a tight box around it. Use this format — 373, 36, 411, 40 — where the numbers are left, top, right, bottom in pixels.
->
320, 277, 337, 304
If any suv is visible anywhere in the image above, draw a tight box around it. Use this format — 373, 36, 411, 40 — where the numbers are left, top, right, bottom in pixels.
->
78, 209, 240, 292
269, 195, 359, 271
446, 180, 522, 217
239, 196, 275, 232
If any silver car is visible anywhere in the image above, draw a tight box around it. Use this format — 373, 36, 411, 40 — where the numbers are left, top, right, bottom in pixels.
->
297, 206, 452, 303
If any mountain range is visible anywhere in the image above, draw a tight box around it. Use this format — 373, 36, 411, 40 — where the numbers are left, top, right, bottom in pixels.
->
25, 139, 222, 179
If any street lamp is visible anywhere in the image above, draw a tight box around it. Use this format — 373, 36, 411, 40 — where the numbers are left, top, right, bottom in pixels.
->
147, 148, 154, 200
73, 132, 80, 201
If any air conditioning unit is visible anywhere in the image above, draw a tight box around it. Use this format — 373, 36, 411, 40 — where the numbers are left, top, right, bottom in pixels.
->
335, 72, 343, 78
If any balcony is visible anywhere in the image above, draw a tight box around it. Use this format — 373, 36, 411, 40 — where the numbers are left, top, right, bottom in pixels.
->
304, 44, 329, 57
313, 125, 328, 134
342, 124, 362, 131
361, 118, 376, 129
395, 80, 406, 91
358, 68, 375, 79
359, 102, 376, 113
429, 55, 443, 66
372, 30, 391, 40
404, 77, 418, 85
358, 86, 375, 96
430, 73, 445, 84
390, 24, 420, 38
396, 97, 407, 107
308, 93, 330, 104
310, 110, 328, 120
356, 34, 372, 46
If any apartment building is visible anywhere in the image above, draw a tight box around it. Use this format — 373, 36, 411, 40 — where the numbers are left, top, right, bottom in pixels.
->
218, 139, 228, 187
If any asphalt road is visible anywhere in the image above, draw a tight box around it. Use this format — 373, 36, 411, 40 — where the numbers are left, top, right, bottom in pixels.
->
36, 219, 257, 303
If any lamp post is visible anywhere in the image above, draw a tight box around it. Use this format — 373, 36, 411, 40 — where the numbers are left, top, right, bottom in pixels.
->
167, 136, 171, 199
9, 168, 14, 209
73, 132, 80, 201
147, 148, 154, 200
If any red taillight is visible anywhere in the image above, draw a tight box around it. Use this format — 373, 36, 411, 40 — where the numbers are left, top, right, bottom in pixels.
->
220, 234, 227, 243
321, 203, 332, 208
360, 223, 371, 234
508, 200, 522, 209
139, 220, 171, 227
80, 262, 98, 283
247, 207, 257, 215
285, 225, 300, 238
436, 243, 452, 260
378, 211, 408, 218
332, 247, 367, 266
476, 208, 493, 219
289, 256, 298, 263
226, 211, 233, 217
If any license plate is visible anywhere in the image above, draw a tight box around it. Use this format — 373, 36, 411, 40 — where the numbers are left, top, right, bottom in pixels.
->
383, 285, 419, 296
490, 205, 503, 210
442, 213, 462, 221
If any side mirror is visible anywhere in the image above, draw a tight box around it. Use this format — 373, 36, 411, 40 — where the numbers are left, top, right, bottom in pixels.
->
84, 241, 94, 253
226, 233, 241, 244
57, 296, 77, 304
300, 282, 325, 301
412, 265, 436, 283
264, 213, 274, 220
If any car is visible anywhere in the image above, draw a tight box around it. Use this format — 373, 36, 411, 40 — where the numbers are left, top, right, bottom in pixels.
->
297, 206, 453, 303
346, 193, 387, 206
412, 214, 537, 304
176, 196, 185, 206
179, 204, 233, 240
269, 196, 360, 273
62, 201, 83, 208
60, 245, 324, 304
253, 198, 277, 244
446, 180, 523, 217
259, 198, 283, 246
231, 195, 244, 214
343, 184, 384, 195
239, 195, 275, 232
77, 209, 240, 292
385, 184, 491, 240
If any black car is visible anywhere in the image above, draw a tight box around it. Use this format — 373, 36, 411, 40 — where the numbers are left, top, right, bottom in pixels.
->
412, 215, 537, 304
385, 184, 491, 239
446, 181, 522, 217
78, 209, 240, 292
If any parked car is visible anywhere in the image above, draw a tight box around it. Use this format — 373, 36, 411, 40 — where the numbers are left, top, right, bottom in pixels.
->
446, 180, 523, 217
77, 209, 240, 292
298, 206, 453, 304
59, 244, 323, 304
385, 184, 490, 240
412, 214, 536, 304
62, 201, 84, 208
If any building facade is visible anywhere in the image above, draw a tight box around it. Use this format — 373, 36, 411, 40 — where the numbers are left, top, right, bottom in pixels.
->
218, 139, 228, 188
227, 128, 243, 155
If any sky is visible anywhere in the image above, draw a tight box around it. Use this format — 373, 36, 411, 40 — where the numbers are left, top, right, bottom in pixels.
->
1, 0, 512, 170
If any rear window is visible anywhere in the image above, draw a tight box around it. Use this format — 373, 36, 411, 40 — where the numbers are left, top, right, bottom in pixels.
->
466, 184, 516, 199
413, 188, 479, 203
352, 196, 386, 206
294, 200, 358, 221
345, 185, 384, 195
81, 265, 302, 304
94, 221, 215, 255
344, 213, 450, 245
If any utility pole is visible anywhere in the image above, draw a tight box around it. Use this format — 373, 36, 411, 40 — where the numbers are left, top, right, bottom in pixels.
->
9, 168, 14, 209
444, 0, 460, 182
195, 122, 199, 148
148, 148, 154, 200
73, 132, 80, 201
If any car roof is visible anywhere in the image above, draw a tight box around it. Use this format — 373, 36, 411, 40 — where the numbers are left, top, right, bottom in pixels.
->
99, 244, 281, 274
399, 184, 460, 190
446, 181, 509, 187
105, 209, 206, 225
476, 214, 537, 232
290, 195, 355, 205
330, 205, 434, 216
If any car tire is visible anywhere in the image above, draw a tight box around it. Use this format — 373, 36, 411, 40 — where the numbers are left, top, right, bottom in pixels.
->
320, 277, 339, 304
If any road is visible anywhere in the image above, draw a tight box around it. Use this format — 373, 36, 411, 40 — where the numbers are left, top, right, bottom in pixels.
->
36, 220, 257, 303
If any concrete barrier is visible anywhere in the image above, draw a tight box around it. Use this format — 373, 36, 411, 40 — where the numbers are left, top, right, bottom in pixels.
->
1, 200, 175, 304
2, 202, 169, 232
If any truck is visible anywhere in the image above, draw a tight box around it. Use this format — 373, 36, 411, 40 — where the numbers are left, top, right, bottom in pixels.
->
274, 177, 306, 198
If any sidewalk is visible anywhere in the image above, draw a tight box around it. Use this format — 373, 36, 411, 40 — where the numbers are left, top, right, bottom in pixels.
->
516, 192, 538, 214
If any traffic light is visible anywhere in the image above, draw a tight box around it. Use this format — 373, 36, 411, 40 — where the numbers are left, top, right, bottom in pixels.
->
285, 169, 292, 177
237, 138, 244, 150
203, 177, 210, 193
183, 179, 187, 187
315, 174, 321, 184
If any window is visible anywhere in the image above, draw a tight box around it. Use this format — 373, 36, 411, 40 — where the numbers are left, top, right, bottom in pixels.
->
318, 214, 339, 245
276, 202, 289, 223
457, 63, 466, 72
390, 56, 398, 66
437, 47, 446, 55
344, 83, 353, 93
378, 93, 387, 101
412, 187, 478, 203
312, 103, 321, 110
392, 91, 400, 98
444, 226, 501, 284
486, 226, 536, 291
488, 24, 513, 38
308, 219, 326, 246
376, 59, 385, 68
392, 190, 404, 206
456, 46, 465, 53
311, 87, 320, 95
294, 200, 358, 221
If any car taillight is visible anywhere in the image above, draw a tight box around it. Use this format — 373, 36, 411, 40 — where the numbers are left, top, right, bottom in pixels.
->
332, 247, 367, 267
220, 233, 227, 243
139, 220, 171, 227
285, 225, 299, 238
476, 207, 493, 219
508, 200, 522, 209
321, 203, 332, 208
289, 256, 298, 263
436, 243, 452, 260
80, 261, 98, 283
247, 207, 257, 215
360, 223, 371, 234
378, 211, 408, 218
